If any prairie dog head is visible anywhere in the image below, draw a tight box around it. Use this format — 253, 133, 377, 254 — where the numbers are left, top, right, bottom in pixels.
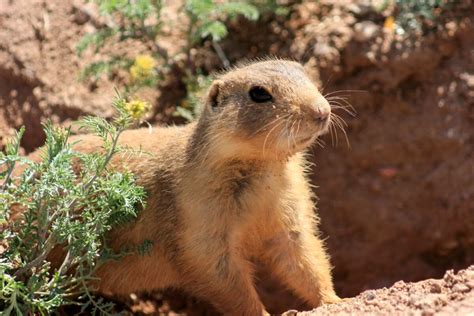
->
199, 60, 331, 161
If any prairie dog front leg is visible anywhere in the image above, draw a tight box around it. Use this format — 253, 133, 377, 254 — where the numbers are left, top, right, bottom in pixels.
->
180, 229, 268, 315
262, 228, 340, 307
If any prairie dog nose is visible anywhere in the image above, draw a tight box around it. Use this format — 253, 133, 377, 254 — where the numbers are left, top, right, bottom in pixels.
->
309, 96, 331, 123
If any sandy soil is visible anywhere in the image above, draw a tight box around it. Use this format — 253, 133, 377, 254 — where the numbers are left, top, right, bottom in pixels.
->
1, 0, 473, 314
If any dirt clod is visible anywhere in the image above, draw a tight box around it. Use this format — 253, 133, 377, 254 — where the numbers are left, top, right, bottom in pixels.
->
430, 282, 442, 294
453, 283, 471, 294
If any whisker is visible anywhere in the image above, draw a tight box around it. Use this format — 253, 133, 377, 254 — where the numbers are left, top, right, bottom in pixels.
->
262, 119, 286, 156
323, 89, 365, 98
295, 119, 302, 148
331, 112, 348, 127
329, 101, 356, 117
327, 96, 351, 102
328, 121, 337, 146
274, 123, 287, 158
319, 73, 335, 97
288, 116, 297, 151
313, 137, 325, 149
327, 94, 355, 105
317, 138, 326, 148
327, 97, 356, 116
284, 115, 294, 151
327, 95, 350, 101
327, 122, 333, 146
251, 114, 291, 137
330, 113, 351, 148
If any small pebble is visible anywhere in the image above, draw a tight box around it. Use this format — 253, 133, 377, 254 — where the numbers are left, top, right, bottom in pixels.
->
430, 282, 442, 293
364, 291, 376, 300
452, 283, 470, 293
464, 270, 474, 280
354, 21, 380, 42
422, 309, 435, 316
443, 270, 456, 283
466, 281, 474, 289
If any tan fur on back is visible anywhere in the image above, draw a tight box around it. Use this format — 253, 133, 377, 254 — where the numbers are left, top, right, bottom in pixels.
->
26, 60, 340, 315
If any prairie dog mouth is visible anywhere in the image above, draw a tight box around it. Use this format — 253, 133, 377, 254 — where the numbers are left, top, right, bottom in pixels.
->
296, 121, 329, 144
298, 135, 314, 143
295, 134, 318, 146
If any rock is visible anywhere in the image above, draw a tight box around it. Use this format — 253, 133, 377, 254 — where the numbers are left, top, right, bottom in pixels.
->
421, 309, 435, 316
354, 21, 381, 42
443, 270, 456, 284
466, 281, 474, 290
464, 270, 474, 280
363, 290, 376, 300
452, 283, 470, 293
313, 42, 338, 58
430, 282, 442, 294
72, 5, 90, 25
346, 2, 373, 17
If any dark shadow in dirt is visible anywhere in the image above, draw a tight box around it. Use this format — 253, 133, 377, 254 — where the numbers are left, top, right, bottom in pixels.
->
0, 63, 45, 152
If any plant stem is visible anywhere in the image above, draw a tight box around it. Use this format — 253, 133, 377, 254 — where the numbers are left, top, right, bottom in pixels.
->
14, 234, 56, 278
83, 127, 123, 192
79, 268, 112, 314
212, 41, 231, 69
1, 162, 16, 190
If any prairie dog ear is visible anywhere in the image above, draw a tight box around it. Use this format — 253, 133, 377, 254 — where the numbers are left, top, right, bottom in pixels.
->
207, 80, 223, 110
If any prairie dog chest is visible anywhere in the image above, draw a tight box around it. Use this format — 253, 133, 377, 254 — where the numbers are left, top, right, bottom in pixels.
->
181, 160, 287, 218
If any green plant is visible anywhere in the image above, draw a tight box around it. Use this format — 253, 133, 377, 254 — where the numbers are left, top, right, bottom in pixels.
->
174, 72, 214, 121
76, 1, 286, 121
0, 96, 149, 314
77, 0, 265, 82
77, 0, 164, 84
394, 0, 448, 33
185, 0, 259, 45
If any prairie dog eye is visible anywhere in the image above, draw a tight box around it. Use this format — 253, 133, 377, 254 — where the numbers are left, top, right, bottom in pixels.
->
249, 86, 273, 103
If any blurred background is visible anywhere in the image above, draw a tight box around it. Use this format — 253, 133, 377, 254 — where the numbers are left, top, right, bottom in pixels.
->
0, 0, 473, 308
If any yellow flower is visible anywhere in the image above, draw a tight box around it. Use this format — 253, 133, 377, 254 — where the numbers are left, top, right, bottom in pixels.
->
383, 16, 396, 32
124, 99, 151, 120
130, 54, 156, 82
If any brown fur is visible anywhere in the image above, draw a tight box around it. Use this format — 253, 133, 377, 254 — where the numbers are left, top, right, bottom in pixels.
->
26, 60, 339, 315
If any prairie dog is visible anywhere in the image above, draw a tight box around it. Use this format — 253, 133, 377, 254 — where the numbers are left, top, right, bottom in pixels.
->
32, 60, 340, 315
